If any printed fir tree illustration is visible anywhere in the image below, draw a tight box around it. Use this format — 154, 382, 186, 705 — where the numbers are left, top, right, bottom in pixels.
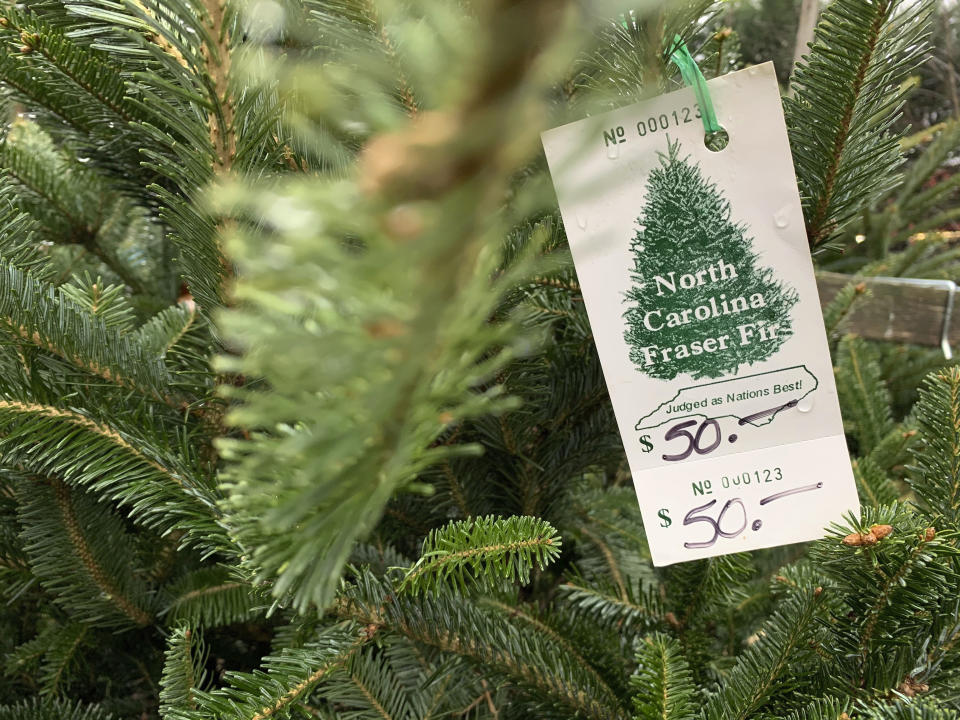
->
624, 139, 798, 380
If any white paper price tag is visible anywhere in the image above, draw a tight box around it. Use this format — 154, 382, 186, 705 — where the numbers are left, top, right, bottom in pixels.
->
541, 63, 859, 565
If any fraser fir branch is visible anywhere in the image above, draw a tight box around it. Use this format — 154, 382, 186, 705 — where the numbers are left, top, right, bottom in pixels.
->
785, 697, 851, 720
856, 537, 930, 684
897, 122, 960, 205
786, 0, 933, 249
61, 276, 136, 331
398, 605, 628, 720
0, 397, 230, 555
812, 505, 958, 692
868, 425, 918, 477
162, 304, 198, 356
835, 336, 895, 454
356, 0, 419, 116
575, 521, 629, 600
33, 622, 88, 696
910, 367, 960, 526
0, 53, 92, 133
308, 647, 417, 720
42, 478, 152, 628
176, 582, 245, 602
0, 400, 174, 481
0, 10, 144, 127
348, 666, 395, 720
160, 627, 205, 714
804, 5, 884, 246
23, 31, 135, 123
703, 588, 824, 720
400, 516, 560, 594
440, 460, 472, 518
479, 596, 590, 661
216, 0, 573, 611
631, 633, 696, 720
200, 0, 236, 175
865, 700, 960, 719
80, 238, 151, 299
667, 554, 753, 630
822, 280, 868, 342
478, 596, 623, 708
0, 123, 155, 298
0, 698, 115, 720
183, 625, 376, 720
0, 136, 87, 232
162, 568, 263, 627
557, 578, 664, 634
129, 0, 190, 68
852, 456, 899, 508
340, 574, 630, 720
0, 262, 173, 402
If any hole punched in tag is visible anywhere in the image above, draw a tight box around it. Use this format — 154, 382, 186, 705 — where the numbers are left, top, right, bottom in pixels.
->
668, 35, 729, 152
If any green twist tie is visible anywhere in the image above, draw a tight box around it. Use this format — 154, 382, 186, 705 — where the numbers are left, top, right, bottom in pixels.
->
668, 35, 722, 136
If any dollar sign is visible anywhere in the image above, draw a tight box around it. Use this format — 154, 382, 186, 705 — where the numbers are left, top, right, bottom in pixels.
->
658, 508, 671, 528
639, 434, 653, 453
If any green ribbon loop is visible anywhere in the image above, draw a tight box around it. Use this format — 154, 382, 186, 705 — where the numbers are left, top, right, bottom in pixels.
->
668, 35, 722, 135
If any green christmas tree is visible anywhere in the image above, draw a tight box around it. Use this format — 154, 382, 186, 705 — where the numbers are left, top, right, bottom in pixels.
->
623, 140, 798, 380
0, 0, 958, 718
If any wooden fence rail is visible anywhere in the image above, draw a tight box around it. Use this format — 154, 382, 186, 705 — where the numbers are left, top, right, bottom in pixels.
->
816, 272, 956, 355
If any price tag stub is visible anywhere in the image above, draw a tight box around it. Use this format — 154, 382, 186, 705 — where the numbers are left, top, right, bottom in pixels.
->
541, 63, 859, 566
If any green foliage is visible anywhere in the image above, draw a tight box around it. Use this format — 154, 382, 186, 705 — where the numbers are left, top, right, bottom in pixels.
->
702, 587, 824, 720
168, 624, 367, 720
159, 626, 206, 716
786, 0, 933, 251
835, 335, 896, 454
5, 620, 89, 697
2, 0, 960, 717
573, 0, 716, 107
910, 366, 960, 528
852, 454, 900, 508
813, 504, 959, 693
16, 477, 156, 630
161, 568, 264, 627
0, 380, 225, 553
0, 698, 113, 720
785, 697, 851, 720
728, 0, 799, 83
834, 122, 960, 266
211, 0, 572, 611
867, 702, 960, 719
340, 572, 632, 720
401, 515, 561, 594
822, 280, 869, 346
61, 274, 136, 331
631, 633, 696, 720
558, 576, 664, 638
0, 259, 170, 397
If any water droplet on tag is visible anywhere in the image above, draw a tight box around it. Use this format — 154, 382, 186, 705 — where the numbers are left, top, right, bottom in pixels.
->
576, 213, 588, 230
607, 143, 620, 159
797, 396, 814, 413
747, 65, 758, 76
773, 206, 791, 228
